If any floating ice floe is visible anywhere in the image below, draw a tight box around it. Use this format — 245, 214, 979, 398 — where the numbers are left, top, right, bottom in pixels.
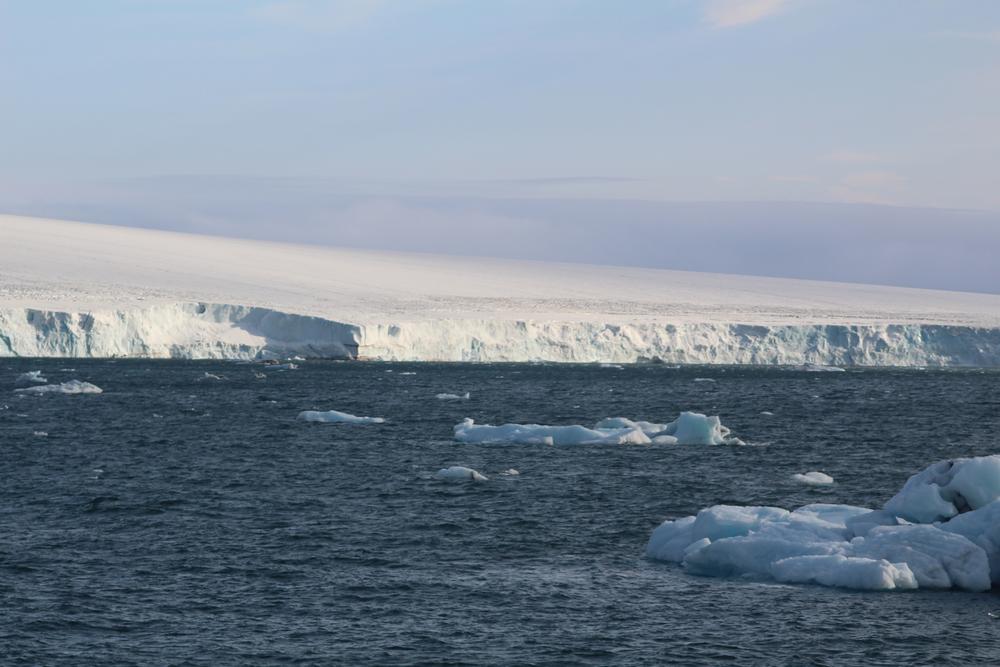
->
792, 472, 835, 486
436, 466, 488, 483
501, 468, 520, 476
797, 363, 846, 372
436, 392, 471, 400
200, 372, 224, 381
297, 409, 385, 424
455, 411, 743, 446
14, 370, 47, 387
15, 380, 103, 395
693, 377, 716, 383
646, 455, 1000, 592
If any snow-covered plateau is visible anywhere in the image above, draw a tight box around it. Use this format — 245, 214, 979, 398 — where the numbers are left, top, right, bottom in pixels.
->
4, 214, 1000, 365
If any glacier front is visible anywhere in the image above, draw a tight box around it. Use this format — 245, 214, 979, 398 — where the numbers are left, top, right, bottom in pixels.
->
3, 214, 1000, 365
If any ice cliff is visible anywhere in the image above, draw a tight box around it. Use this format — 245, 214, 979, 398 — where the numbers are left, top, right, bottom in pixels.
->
0, 303, 359, 360
2, 303, 1000, 365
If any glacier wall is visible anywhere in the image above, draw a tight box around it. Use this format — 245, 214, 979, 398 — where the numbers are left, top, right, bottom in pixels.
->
358, 320, 1000, 367
0, 303, 360, 359
2, 303, 1000, 366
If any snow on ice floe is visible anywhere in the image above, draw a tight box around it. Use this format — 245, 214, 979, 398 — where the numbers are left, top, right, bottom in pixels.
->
14, 370, 47, 387
454, 411, 743, 446
436, 466, 488, 483
646, 455, 1000, 592
297, 409, 385, 424
792, 472, 835, 486
15, 380, 103, 395
436, 392, 470, 400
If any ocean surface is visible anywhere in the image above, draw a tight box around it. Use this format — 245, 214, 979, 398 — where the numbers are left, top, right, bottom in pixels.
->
2, 360, 999, 666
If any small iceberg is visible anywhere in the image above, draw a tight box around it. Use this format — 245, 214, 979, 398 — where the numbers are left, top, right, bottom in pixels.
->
15, 370, 47, 387
646, 455, 1000, 592
15, 380, 103, 395
797, 363, 846, 372
792, 472, 835, 486
436, 392, 471, 400
436, 466, 488, 483
298, 409, 385, 424
454, 411, 742, 446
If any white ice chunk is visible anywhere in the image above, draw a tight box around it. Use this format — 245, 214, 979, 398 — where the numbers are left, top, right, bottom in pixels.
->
661, 411, 742, 446
771, 555, 916, 590
792, 471, 835, 486
797, 363, 846, 372
436, 392, 470, 400
942, 500, 1000, 585
884, 455, 1000, 523
298, 409, 385, 424
454, 418, 650, 445
851, 525, 991, 591
15, 380, 103, 395
645, 455, 1000, 592
455, 411, 742, 446
436, 466, 488, 483
15, 370, 47, 386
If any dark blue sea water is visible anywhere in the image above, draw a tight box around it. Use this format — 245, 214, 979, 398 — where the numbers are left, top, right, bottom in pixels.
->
2, 360, 999, 666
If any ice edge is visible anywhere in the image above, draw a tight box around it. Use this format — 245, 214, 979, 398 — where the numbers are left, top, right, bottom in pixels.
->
3, 302, 1000, 365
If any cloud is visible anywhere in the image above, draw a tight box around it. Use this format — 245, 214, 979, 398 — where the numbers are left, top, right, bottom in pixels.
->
704, 0, 792, 28
249, 0, 387, 32
823, 149, 887, 164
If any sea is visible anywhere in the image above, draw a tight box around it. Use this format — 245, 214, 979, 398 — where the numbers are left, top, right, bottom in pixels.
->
2, 359, 999, 666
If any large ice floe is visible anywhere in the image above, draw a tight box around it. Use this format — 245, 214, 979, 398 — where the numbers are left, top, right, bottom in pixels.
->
297, 409, 385, 424
455, 411, 743, 446
15, 380, 103, 395
646, 455, 1000, 592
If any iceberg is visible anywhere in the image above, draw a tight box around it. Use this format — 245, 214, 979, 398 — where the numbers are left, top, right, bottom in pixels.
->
436, 392, 471, 400
792, 472, 835, 486
455, 411, 742, 446
15, 380, 103, 395
436, 466, 488, 483
646, 456, 1000, 592
297, 409, 385, 424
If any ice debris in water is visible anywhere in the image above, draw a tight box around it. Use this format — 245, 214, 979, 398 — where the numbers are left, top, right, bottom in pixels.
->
15, 380, 103, 395
200, 372, 224, 381
646, 455, 1000, 592
501, 469, 520, 476
15, 370, 47, 387
298, 409, 385, 424
436, 392, 470, 400
436, 466, 488, 483
797, 363, 846, 372
454, 411, 743, 446
792, 472, 835, 486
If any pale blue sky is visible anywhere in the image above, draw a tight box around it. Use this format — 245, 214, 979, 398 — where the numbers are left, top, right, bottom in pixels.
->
2, 1, 1000, 292
2, 0, 999, 207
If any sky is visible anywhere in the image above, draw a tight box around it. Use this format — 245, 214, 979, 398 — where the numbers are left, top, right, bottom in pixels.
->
1, 1, 999, 292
